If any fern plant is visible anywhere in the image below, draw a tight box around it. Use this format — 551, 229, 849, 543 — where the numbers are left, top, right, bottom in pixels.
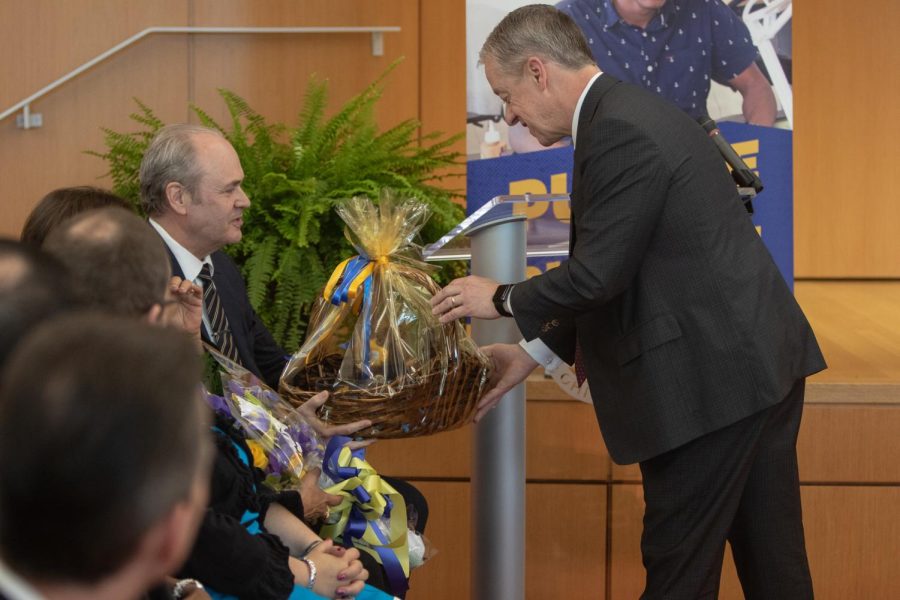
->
91, 63, 465, 349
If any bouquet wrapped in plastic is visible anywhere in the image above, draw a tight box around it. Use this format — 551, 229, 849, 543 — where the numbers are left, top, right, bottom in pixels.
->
203, 344, 324, 490
280, 191, 491, 438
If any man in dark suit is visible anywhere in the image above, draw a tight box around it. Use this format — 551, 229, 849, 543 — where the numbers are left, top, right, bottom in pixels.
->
432, 5, 824, 599
139, 125, 430, 595
140, 124, 286, 388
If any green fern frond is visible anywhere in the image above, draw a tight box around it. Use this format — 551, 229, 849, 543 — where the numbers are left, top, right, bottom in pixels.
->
243, 236, 279, 309
90, 60, 463, 348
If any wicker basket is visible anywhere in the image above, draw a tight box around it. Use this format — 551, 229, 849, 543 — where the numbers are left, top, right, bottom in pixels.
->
280, 347, 490, 439
279, 193, 492, 438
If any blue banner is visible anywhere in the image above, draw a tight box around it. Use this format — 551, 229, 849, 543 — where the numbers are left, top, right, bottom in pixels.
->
466, 122, 793, 286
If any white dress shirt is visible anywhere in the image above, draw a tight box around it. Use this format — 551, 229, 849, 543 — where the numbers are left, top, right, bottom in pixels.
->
510, 71, 602, 370
0, 559, 45, 600
149, 218, 216, 338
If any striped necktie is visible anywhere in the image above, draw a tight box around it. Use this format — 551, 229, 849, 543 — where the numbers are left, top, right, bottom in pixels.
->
198, 263, 241, 364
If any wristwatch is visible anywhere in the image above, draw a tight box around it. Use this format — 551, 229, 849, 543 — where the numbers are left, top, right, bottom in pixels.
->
492, 284, 514, 317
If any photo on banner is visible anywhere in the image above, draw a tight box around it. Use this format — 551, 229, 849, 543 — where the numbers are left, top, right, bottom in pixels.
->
465, 0, 795, 282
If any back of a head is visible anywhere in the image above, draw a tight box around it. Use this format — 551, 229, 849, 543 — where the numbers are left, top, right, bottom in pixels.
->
20, 187, 130, 248
139, 124, 225, 217
0, 312, 209, 583
0, 239, 74, 369
42, 206, 171, 317
480, 4, 595, 76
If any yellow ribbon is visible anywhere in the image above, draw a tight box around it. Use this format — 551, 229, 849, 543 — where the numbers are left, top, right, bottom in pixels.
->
319, 445, 410, 579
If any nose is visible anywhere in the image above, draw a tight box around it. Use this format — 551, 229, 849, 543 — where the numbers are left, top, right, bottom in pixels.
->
503, 108, 519, 126
237, 187, 251, 208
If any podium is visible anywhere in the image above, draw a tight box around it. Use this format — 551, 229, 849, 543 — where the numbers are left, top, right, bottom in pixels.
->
424, 194, 571, 600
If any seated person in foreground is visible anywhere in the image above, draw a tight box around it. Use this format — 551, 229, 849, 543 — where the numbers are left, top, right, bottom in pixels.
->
0, 314, 213, 600
41, 206, 389, 600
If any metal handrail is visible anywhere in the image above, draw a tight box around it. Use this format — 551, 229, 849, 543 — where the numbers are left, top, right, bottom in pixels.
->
1, 25, 401, 128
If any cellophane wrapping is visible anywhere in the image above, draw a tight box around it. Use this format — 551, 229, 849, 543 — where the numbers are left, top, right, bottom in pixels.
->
280, 191, 491, 438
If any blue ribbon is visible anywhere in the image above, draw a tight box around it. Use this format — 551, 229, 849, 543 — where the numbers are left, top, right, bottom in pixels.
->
328, 256, 372, 307
323, 437, 409, 596
327, 256, 378, 378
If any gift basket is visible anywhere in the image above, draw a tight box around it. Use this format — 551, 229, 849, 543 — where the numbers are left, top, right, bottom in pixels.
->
280, 191, 491, 438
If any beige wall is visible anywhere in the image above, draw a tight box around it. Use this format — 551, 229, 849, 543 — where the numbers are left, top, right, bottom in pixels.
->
0, 0, 465, 238
793, 0, 900, 277
3, 1, 897, 276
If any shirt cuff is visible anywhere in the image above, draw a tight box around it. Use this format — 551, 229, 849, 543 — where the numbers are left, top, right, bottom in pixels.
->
519, 337, 563, 372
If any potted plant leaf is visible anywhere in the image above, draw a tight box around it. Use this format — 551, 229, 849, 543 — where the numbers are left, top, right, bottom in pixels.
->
90, 62, 466, 349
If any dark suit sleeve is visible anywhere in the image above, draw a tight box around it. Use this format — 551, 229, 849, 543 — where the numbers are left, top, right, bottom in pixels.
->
511, 117, 673, 359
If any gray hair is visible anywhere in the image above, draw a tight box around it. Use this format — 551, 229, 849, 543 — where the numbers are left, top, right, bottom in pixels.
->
139, 123, 225, 216
480, 4, 596, 77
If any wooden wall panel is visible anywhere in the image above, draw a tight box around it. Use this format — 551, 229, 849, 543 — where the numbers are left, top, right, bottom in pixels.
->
0, 0, 431, 239
608, 484, 900, 599
613, 402, 900, 485
802, 486, 900, 599
524, 400, 608, 481
366, 398, 608, 481
0, 1, 188, 238
608, 483, 647, 599
0, 1, 186, 110
404, 481, 608, 600
795, 281, 900, 384
366, 426, 471, 480
524, 483, 607, 598
190, 1, 420, 132
404, 481, 470, 599
797, 404, 900, 483
793, 0, 900, 277
419, 0, 467, 195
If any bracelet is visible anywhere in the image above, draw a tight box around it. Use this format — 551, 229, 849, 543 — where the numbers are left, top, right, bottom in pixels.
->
172, 578, 204, 600
301, 539, 322, 558
299, 557, 317, 590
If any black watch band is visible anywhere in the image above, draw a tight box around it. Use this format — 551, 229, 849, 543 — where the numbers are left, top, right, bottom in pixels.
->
492, 284, 514, 317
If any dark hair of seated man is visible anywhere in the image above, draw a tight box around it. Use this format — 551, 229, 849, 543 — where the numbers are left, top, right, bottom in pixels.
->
20, 186, 131, 248
0, 238, 74, 370
42, 206, 172, 318
0, 313, 212, 598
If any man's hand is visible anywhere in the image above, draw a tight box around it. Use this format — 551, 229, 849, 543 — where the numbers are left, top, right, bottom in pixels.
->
298, 391, 374, 450
431, 275, 502, 324
160, 276, 203, 336
475, 343, 539, 422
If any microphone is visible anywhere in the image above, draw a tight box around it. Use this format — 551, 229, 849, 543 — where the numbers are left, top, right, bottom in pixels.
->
696, 115, 764, 193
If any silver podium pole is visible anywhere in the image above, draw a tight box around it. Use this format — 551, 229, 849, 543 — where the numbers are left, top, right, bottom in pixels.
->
468, 215, 527, 600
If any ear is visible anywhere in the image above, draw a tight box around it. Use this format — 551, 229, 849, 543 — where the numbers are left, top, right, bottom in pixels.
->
145, 303, 163, 325
525, 57, 548, 90
136, 496, 203, 577
164, 182, 190, 216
